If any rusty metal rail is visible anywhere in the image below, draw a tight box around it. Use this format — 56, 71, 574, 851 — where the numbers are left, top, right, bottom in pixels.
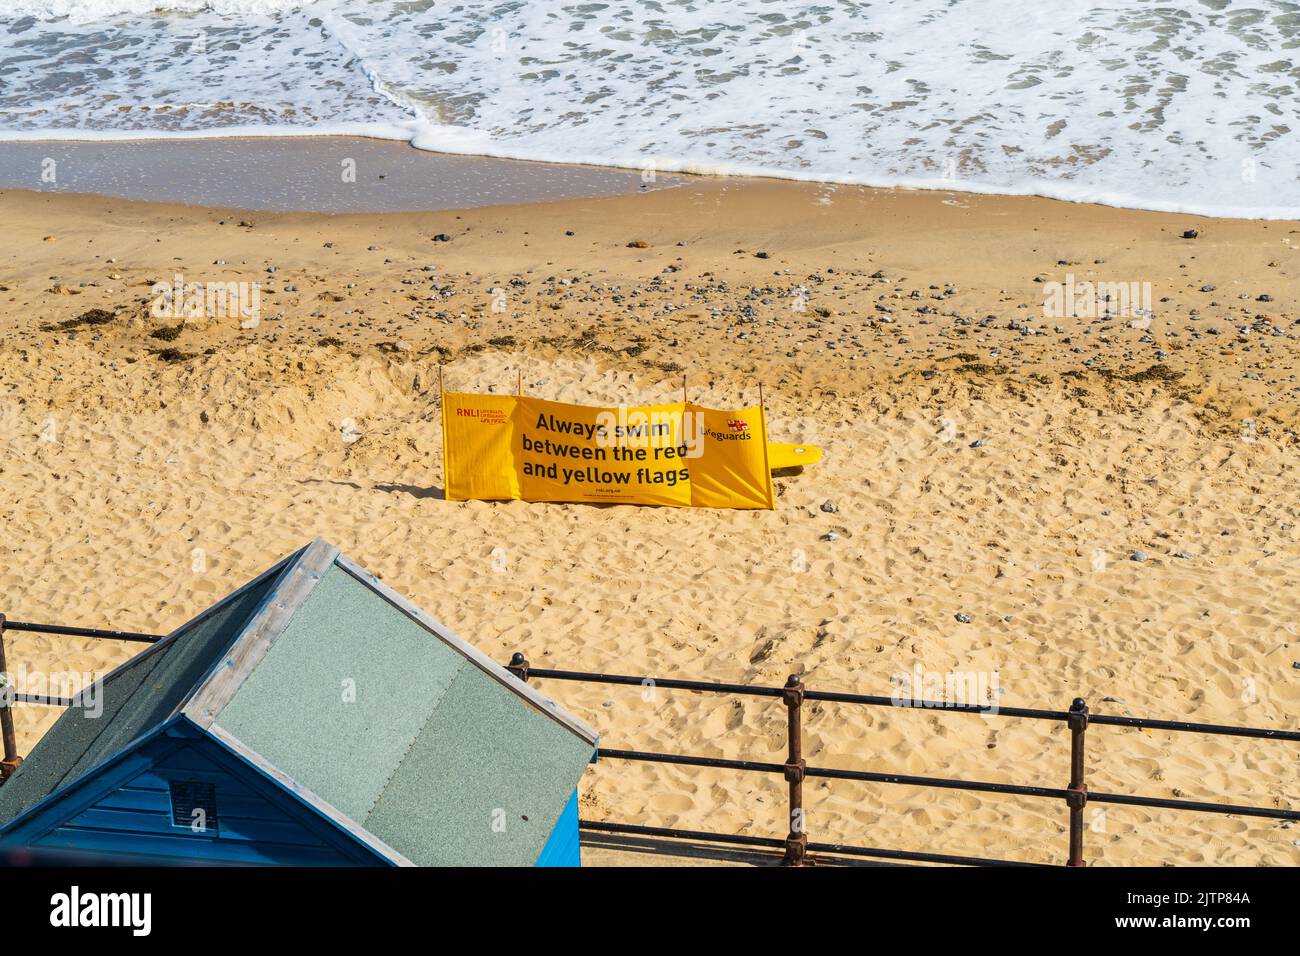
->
1, 616, 1296, 867
0, 617, 18, 781
0, 613, 148, 780
506, 655, 1300, 867
0, 618, 159, 644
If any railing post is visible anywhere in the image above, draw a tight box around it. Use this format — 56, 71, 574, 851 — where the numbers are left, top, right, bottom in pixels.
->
506, 652, 530, 684
781, 674, 808, 866
0, 614, 22, 782
1065, 697, 1088, 867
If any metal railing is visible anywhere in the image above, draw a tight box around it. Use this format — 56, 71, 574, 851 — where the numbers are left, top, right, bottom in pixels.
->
0, 614, 1295, 866
502, 654, 1300, 867
0, 615, 162, 777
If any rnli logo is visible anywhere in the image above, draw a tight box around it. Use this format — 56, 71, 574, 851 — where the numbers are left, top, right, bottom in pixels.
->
727, 419, 749, 432
456, 407, 508, 424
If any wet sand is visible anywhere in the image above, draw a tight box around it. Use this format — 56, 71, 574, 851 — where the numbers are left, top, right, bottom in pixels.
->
0, 136, 682, 212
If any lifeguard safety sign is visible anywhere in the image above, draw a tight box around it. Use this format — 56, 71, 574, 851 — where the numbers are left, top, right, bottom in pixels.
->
441, 392, 775, 509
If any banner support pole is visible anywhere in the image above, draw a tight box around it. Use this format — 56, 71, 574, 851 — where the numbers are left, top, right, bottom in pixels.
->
438, 365, 449, 498
758, 382, 775, 510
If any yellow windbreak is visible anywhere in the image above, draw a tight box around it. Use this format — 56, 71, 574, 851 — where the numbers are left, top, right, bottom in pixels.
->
442, 392, 773, 510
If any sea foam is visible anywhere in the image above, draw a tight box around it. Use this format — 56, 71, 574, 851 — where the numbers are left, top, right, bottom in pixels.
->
1, 0, 1297, 218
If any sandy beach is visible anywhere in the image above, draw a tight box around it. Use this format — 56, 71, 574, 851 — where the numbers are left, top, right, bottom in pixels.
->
0, 157, 1297, 866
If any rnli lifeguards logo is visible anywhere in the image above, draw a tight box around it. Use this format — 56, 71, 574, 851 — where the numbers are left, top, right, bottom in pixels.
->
727, 419, 749, 432
455, 406, 508, 424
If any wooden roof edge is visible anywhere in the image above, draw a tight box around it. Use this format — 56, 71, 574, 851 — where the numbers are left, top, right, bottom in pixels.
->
182, 537, 339, 728
205, 720, 413, 866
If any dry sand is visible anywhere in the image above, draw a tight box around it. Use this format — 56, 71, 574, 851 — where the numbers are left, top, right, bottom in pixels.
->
0, 173, 1297, 866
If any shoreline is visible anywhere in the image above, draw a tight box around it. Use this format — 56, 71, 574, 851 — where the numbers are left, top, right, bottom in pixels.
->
0, 137, 684, 214
0, 132, 1296, 220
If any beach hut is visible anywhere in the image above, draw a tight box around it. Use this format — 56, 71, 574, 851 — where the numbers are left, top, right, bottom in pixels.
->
0, 538, 597, 866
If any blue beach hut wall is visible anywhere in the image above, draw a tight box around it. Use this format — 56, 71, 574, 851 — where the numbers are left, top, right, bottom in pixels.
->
0, 538, 597, 866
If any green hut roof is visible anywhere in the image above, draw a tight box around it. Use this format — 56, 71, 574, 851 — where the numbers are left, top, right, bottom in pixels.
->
0, 554, 292, 830
0, 539, 597, 866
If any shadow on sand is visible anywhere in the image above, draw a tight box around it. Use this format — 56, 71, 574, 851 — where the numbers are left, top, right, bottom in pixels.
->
298, 478, 446, 500
580, 832, 897, 867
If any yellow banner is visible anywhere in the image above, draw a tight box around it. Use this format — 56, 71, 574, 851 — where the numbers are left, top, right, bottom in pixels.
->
442, 393, 774, 509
